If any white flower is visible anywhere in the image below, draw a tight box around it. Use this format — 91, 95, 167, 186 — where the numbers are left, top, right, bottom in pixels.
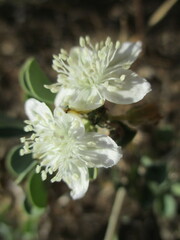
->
20, 98, 122, 199
46, 36, 151, 112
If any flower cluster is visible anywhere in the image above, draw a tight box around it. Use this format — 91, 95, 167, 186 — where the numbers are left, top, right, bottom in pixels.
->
21, 99, 122, 199
21, 36, 151, 199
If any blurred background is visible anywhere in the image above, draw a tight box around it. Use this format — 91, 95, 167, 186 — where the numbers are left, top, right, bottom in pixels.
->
0, 0, 179, 239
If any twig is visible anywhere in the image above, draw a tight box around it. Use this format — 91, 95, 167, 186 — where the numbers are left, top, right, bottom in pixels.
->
104, 187, 127, 240
148, 0, 178, 27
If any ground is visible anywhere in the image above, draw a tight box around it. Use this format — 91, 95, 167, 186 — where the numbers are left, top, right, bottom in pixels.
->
0, 0, 179, 239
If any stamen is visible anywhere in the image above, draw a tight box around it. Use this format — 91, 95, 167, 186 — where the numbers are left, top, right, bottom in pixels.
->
41, 170, 47, 181
79, 37, 85, 47
36, 165, 41, 173
120, 74, 126, 81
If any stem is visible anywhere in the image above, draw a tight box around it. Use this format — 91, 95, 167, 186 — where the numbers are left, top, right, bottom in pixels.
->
104, 187, 127, 240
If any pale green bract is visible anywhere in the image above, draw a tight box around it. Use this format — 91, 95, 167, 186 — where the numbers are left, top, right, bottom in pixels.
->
46, 36, 151, 112
20, 98, 122, 199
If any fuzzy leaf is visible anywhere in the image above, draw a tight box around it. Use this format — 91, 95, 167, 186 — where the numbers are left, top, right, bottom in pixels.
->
26, 58, 55, 104
27, 172, 48, 208
6, 145, 36, 181
19, 60, 32, 95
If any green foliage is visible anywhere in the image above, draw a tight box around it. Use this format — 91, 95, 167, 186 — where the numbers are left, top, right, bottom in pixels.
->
153, 194, 177, 218
19, 58, 55, 104
0, 223, 13, 240
6, 145, 48, 209
0, 112, 25, 138
6, 145, 36, 183
140, 156, 153, 167
171, 183, 180, 196
117, 154, 179, 219
24, 197, 33, 214
27, 172, 48, 208
19, 60, 33, 96
88, 168, 98, 180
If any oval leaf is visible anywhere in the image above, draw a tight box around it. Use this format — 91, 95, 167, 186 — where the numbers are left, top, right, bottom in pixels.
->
163, 194, 177, 218
19, 60, 32, 95
24, 197, 32, 214
26, 58, 55, 104
6, 145, 36, 179
27, 172, 48, 208
153, 194, 177, 218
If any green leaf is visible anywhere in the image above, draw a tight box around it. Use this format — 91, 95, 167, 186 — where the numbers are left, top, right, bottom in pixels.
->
24, 197, 32, 214
171, 183, 180, 196
148, 182, 159, 195
163, 194, 177, 218
19, 60, 32, 95
88, 168, 98, 180
6, 145, 36, 182
26, 58, 55, 104
140, 156, 153, 167
113, 234, 119, 240
0, 112, 25, 138
19, 58, 55, 104
27, 172, 48, 208
153, 194, 177, 218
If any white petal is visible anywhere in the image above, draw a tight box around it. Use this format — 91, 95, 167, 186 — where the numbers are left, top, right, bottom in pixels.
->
78, 133, 122, 168
53, 106, 66, 118
54, 109, 85, 138
63, 164, 89, 199
109, 41, 142, 69
55, 88, 76, 108
67, 113, 85, 138
69, 87, 104, 111
69, 47, 81, 62
102, 69, 151, 104
55, 87, 104, 112
25, 98, 53, 121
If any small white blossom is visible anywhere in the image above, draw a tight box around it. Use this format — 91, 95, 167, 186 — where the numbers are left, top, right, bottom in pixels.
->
46, 36, 151, 112
20, 98, 122, 199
